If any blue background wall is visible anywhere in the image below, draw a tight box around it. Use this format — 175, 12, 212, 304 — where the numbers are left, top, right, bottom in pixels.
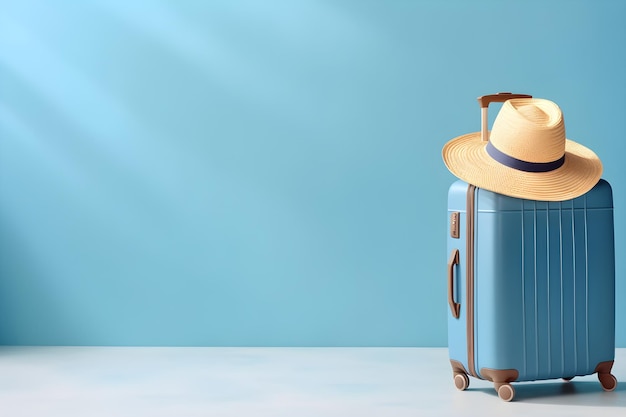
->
0, 0, 624, 346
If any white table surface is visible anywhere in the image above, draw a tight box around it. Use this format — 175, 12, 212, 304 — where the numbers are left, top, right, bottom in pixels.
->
0, 347, 624, 416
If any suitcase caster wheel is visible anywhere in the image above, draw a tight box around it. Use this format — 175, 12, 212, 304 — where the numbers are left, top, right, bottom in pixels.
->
563, 376, 574, 381
454, 373, 470, 391
599, 373, 617, 392
496, 383, 515, 402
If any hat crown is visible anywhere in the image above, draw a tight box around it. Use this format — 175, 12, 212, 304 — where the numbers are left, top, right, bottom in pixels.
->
490, 98, 565, 163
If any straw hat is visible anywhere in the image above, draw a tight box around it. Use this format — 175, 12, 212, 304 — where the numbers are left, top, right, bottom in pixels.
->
442, 98, 602, 201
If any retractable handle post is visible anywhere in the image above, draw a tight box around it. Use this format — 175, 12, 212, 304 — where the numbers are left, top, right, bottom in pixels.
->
478, 92, 532, 141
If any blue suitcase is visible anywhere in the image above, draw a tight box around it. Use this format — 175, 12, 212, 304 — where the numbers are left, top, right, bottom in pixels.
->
445, 94, 617, 401
446, 179, 617, 401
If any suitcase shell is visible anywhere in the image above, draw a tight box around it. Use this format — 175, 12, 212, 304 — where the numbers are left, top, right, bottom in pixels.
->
446, 179, 617, 400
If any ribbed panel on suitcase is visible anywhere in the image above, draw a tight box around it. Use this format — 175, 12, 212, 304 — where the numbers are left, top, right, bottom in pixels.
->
473, 183, 615, 381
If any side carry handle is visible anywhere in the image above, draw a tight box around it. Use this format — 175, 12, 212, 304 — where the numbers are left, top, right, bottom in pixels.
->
448, 249, 461, 319
478, 92, 532, 142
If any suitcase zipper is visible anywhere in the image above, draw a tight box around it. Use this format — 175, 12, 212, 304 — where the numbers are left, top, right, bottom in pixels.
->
466, 184, 478, 378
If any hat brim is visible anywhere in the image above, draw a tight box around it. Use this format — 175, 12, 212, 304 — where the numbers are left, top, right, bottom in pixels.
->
442, 132, 603, 201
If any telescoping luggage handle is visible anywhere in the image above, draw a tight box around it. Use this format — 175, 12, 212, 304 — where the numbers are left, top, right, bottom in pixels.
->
478, 92, 532, 141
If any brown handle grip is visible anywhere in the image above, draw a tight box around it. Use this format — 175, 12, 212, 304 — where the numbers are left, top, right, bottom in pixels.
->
477, 92, 532, 108
448, 249, 460, 319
